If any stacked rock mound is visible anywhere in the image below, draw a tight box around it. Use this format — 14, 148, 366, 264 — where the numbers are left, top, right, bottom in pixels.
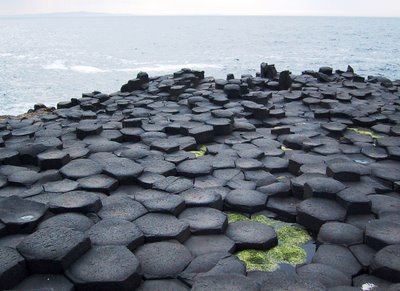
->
0, 64, 400, 290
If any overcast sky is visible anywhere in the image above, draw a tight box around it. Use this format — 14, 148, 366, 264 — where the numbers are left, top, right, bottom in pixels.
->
1, 0, 399, 17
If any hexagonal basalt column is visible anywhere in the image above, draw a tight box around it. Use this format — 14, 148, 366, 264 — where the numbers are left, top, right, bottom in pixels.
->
134, 241, 192, 279
135, 213, 190, 242
0, 246, 27, 290
225, 221, 278, 250
66, 245, 141, 291
17, 226, 91, 273
0, 196, 47, 233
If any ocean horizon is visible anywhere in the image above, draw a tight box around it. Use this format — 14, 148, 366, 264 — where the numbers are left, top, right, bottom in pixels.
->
0, 15, 399, 115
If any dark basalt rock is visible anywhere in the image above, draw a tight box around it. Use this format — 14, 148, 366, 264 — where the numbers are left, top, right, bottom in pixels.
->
17, 226, 90, 273
37, 150, 71, 170
297, 198, 346, 232
38, 213, 94, 232
150, 139, 180, 153
12, 274, 74, 291
370, 244, 400, 283
318, 222, 363, 246
267, 196, 301, 221
336, 188, 372, 214
365, 220, 400, 250
78, 174, 119, 194
134, 241, 192, 279
103, 157, 143, 183
349, 244, 376, 269
177, 159, 212, 178
98, 195, 147, 221
140, 194, 185, 216
224, 189, 267, 214
303, 177, 346, 199
137, 279, 190, 291
184, 235, 236, 257
2, 66, 400, 289
66, 245, 141, 291
76, 123, 103, 140
296, 263, 351, 288
192, 274, 260, 291
0, 246, 27, 290
225, 221, 278, 250
60, 159, 103, 180
48, 190, 102, 214
312, 244, 362, 276
326, 161, 369, 182
8, 170, 41, 186
135, 213, 190, 242
179, 207, 227, 235
179, 188, 223, 209
87, 218, 144, 251
0, 196, 47, 233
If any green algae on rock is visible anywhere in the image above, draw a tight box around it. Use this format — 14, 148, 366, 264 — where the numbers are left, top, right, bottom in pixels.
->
277, 225, 311, 245
235, 249, 278, 272
226, 212, 249, 223
229, 212, 311, 271
267, 245, 307, 266
235, 245, 307, 272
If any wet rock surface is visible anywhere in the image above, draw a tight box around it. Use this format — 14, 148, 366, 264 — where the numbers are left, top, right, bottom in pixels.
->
0, 65, 399, 289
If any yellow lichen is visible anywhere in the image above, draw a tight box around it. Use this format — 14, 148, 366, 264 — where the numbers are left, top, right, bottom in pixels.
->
348, 128, 383, 139
189, 145, 208, 158
281, 145, 293, 151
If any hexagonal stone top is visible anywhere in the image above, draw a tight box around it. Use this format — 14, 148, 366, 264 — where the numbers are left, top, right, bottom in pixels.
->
192, 274, 260, 291
370, 244, 400, 283
60, 159, 103, 180
177, 159, 212, 178
103, 157, 144, 182
135, 213, 190, 243
297, 198, 346, 232
38, 213, 94, 232
87, 218, 144, 251
178, 207, 227, 235
225, 221, 278, 250
12, 274, 74, 291
0, 246, 27, 290
365, 220, 400, 250
0, 196, 47, 233
48, 191, 102, 214
326, 162, 370, 182
225, 189, 267, 214
17, 226, 91, 273
317, 222, 363, 246
303, 177, 346, 199
134, 241, 192, 279
66, 245, 141, 290
184, 235, 236, 257
98, 196, 148, 221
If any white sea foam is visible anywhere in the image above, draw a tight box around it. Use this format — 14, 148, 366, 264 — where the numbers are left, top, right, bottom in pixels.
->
0, 53, 13, 57
70, 65, 106, 73
43, 60, 68, 70
117, 63, 222, 73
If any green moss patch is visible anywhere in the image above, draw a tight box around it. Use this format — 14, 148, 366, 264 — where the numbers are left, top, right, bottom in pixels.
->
277, 225, 311, 245
235, 249, 278, 272
228, 212, 312, 272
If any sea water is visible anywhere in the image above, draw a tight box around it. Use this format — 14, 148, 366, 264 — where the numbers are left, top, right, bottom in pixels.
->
0, 16, 399, 115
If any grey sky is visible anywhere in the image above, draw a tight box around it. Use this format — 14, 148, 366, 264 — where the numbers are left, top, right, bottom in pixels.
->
1, 0, 399, 17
